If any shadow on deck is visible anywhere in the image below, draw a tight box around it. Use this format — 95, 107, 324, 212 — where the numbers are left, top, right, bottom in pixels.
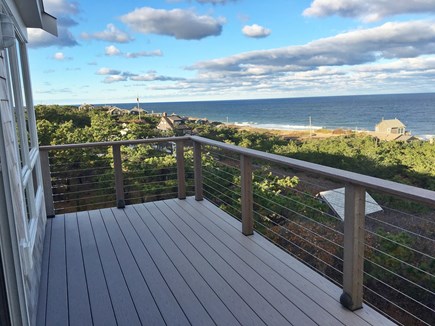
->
36, 198, 395, 326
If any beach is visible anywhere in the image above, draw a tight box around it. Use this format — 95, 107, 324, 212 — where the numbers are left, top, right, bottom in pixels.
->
225, 124, 351, 140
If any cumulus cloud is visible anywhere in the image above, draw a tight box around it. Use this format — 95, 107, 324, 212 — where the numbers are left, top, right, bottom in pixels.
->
170, 20, 435, 98
131, 72, 185, 81
125, 50, 163, 58
44, 0, 78, 15
191, 21, 435, 73
28, 0, 79, 48
104, 45, 163, 58
103, 75, 128, 83
242, 24, 271, 38
96, 68, 183, 83
28, 26, 78, 48
303, 0, 435, 22
53, 52, 67, 60
96, 68, 122, 75
120, 7, 224, 40
81, 24, 133, 43
105, 45, 121, 56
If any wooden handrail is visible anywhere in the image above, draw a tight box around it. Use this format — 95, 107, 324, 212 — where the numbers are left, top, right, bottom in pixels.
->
39, 136, 190, 151
190, 136, 435, 207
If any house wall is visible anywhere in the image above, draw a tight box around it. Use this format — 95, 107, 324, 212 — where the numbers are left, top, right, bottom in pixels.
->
0, 42, 46, 326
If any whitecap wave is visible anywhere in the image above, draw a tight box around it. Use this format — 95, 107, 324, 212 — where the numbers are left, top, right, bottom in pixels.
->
419, 134, 435, 140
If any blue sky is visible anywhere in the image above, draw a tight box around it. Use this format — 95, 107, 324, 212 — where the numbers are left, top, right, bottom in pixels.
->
28, 0, 435, 104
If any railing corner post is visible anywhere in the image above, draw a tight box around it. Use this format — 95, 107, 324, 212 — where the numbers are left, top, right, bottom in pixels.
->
40, 149, 55, 218
241, 154, 253, 236
341, 184, 365, 311
193, 141, 203, 201
113, 144, 125, 209
176, 140, 186, 200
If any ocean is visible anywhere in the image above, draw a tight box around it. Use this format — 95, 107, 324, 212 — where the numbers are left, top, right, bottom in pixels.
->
109, 93, 435, 139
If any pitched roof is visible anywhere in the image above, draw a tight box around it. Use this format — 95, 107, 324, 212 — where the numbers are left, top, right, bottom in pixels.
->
376, 118, 405, 129
319, 188, 383, 220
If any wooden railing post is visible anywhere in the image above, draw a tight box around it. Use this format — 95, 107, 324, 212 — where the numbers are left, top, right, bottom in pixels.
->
112, 144, 125, 208
40, 149, 55, 217
176, 140, 186, 199
241, 154, 253, 235
193, 141, 203, 201
341, 184, 366, 311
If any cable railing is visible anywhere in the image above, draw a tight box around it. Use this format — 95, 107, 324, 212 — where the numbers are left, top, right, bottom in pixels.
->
189, 136, 435, 326
39, 135, 435, 325
40, 136, 193, 214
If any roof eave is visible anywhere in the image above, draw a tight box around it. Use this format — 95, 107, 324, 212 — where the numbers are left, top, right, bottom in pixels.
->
16, 0, 58, 36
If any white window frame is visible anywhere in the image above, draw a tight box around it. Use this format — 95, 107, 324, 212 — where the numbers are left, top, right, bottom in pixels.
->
4, 35, 44, 272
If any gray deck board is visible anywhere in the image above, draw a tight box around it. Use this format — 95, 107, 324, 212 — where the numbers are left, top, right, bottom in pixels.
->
163, 199, 322, 325
175, 198, 361, 326
35, 218, 51, 326
109, 207, 190, 325
45, 215, 68, 326
152, 200, 301, 326
65, 212, 93, 326
87, 209, 141, 326
99, 207, 165, 325
132, 203, 224, 326
196, 198, 396, 326
37, 198, 396, 326
140, 202, 261, 326
76, 210, 116, 326
126, 203, 217, 325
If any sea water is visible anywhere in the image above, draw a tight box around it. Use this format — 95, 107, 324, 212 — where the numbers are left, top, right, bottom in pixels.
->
110, 93, 435, 138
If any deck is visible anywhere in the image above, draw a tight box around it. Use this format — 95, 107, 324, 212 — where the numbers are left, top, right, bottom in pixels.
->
36, 197, 395, 326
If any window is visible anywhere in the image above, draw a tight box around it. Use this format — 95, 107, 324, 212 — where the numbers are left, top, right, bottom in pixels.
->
3, 31, 43, 263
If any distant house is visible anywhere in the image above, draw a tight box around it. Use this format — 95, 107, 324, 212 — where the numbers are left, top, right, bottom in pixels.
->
130, 107, 147, 116
79, 103, 94, 111
375, 118, 406, 134
371, 118, 418, 141
107, 106, 128, 116
157, 112, 191, 134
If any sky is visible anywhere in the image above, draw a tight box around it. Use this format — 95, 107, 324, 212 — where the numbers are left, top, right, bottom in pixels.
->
27, 0, 435, 104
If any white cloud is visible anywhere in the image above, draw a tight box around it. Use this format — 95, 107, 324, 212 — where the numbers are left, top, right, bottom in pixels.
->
242, 24, 271, 38
125, 50, 163, 58
171, 21, 435, 98
130, 72, 185, 81
104, 45, 163, 58
95, 68, 183, 83
53, 52, 66, 60
304, 0, 435, 22
28, 26, 78, 48
103, 75, 128, 83
191, 21, 435, 73
81, 24, 133, 43
105, 45, 121, 56
120, 7, 224, 40
96, 68, 121, 75
43, 0, 79, 15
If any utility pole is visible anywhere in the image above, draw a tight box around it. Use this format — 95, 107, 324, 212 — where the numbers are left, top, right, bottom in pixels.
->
137, 95, 141, 120
309, 116, 312, 138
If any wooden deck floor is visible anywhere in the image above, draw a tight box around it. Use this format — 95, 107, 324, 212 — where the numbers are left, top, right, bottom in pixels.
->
36, 197, 395, 326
